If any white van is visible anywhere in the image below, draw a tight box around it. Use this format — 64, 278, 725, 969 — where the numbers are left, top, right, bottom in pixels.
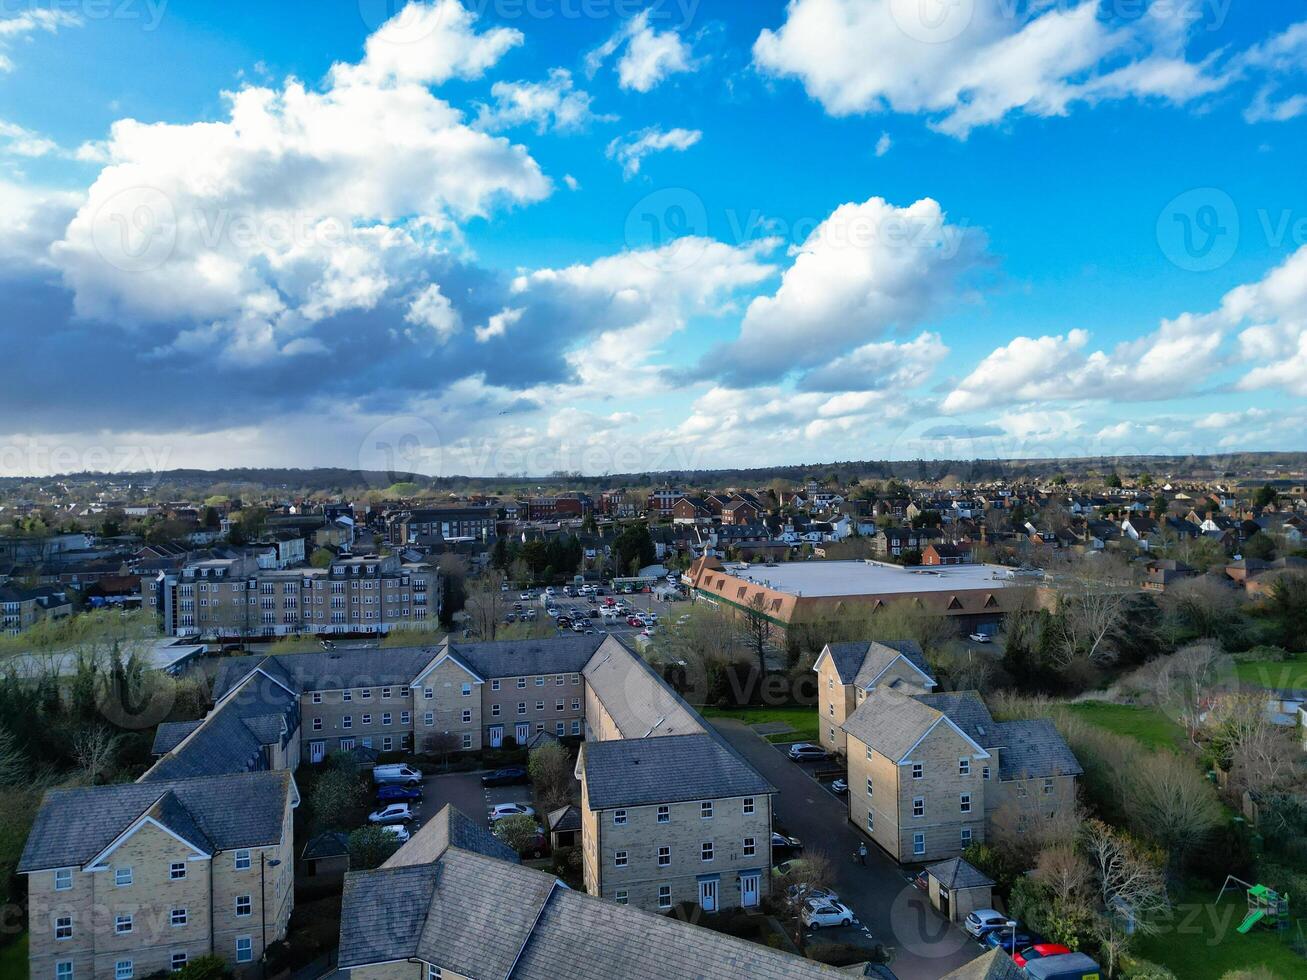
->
372, 764, 422, 787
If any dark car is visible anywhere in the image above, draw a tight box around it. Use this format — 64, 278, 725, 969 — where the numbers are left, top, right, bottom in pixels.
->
983, 929, 1037, 953
771, 832, 803, 860
481, 766, 529, 787
376, 784, 422, 803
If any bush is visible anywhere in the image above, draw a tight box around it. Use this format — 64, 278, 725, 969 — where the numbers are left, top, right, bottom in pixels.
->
172, 956, 229, 980
347, 825, 400, 870
1120, 957, 1178, 980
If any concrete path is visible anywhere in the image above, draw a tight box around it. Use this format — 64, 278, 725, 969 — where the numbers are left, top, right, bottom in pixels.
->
711, 719, 984, 980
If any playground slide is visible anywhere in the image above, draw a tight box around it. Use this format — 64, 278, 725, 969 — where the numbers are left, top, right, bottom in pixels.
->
1237, 909, 1266, 934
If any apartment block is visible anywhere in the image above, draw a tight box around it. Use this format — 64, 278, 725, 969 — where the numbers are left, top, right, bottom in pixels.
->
813, 640, 937, 756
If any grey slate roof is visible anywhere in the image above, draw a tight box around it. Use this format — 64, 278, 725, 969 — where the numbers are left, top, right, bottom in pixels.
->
939, 950, 1024, 980
583, 732, 775, 809
822, 640, 933, 689
382, 804, 517, 868
142, 670, 297, 782
987, 719, 1083, 780
301, 831, 350, 861
511, 885, 849, 980
582, 635, 704, 739
546, 804, 581, 833
842, 689, 971, 763
927, 857, 994, 890
19, 770, 292, 872
212, 647, 438, 699
151, 719, 203, 755
444, 633, 605, 680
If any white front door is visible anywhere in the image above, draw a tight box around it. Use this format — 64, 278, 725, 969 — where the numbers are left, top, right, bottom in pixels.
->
489, 726, 504, 748
699, 878, 718, 912
740, 873, 759, 908
309, 741, 325, 764
515, 723, 530, 743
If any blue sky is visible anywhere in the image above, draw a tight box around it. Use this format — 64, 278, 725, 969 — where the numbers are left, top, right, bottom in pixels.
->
1, 0, 1305, 477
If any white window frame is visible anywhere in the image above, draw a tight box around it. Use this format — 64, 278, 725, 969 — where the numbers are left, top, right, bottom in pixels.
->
169, 862, 186, 880
236, 895, 252, 917
913, 832, 926, 856
959, 758, 970, 776
613, 810, 627, 826
170, 908, 187, 927
170, 953, 187, 973
234, 849, 251, 870
615, 890, 628, 905
743, 837, 755, 857
701, 841, 714, 862
54, 868, 72, 891
114, 914, 133, 935
912, 797, 925, 818
657, 845, 671, 867
658, 885, 671, 909
961, 827, 973, 846
114, 867, 133, 887
114, 962, 133, 980
866, 810, 874, 833
54, 916, 73, 941
742, 797, 754, 815
236, 937, 253, 963
55, 961, 73, 980
960, 793, 972, 814
614, 850, 628, 868
657, 805, 669, 824
700, 801, 713, 820
911, 763, 923, 779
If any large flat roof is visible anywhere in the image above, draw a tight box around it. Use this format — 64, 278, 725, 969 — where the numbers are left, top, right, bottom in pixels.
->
716, 560, 1022, 598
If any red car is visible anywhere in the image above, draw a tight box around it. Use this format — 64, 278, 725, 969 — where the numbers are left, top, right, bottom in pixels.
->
627, 615, 642, 627
1013, 944, 1072, 969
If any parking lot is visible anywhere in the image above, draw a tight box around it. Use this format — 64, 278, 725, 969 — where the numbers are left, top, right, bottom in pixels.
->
369, 770, 537, 839
506, 585, 689, 643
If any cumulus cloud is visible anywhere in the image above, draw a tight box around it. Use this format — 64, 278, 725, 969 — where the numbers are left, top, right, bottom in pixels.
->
606, 125, 701, 177
797, 331, 948, 392
586, 10, 695, 93
753, 0, 1230, 137
404, 283, 461, 342
0, 9, 80, 73
701, 196, 983, 385
475, 68, 614, 133
49, 3, 548, 363
0, 120, 58, 157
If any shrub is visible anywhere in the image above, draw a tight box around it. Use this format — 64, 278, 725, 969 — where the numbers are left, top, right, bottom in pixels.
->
172, 956, 229, 980
347, 825, 400, 870
1120, 957, 1178, 980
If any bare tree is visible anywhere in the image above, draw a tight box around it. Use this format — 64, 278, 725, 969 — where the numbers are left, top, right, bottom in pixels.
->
1159, 576, 1242, 641
528, 741, 575, 811
1050, 555, 1138, 671
72, 725, 122, 785
1082, 819, 1169, 977
1144, 641, 1227, 744
740, 593, 773, 676
422, 731, 460, 770
1122, 751, 1222, 864
1033, 842, 1094, 907
463, 573, 508, 640
1208, 694, 1304, 797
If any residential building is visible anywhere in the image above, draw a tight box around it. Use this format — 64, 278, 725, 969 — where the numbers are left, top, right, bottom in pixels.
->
0, 584, 73, 636
338, 804, 845, 980
813, 641, 937, 756
19, 771, 297, 980
385, 508, 496, 546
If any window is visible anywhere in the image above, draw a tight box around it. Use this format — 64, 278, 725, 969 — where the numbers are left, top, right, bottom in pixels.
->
555, 700, 564, 711
743, 837, 755, 857
362, 714, 372, 725
959, 758, 970, 776
866, 810, 874, 833
361, 688, 372, 699
866, 777, 874, 797
517, 677, 526, 688
401, 711, 411, 725
382, 688, 392, 699
311, 692, 322, 704
555, 721, 565, 735
234, 849, 251, 870
982, 766, 990, 780
613, 810, 627, 826
960, 827, 973, 846
1044, 777, 1055, 795
170, 908, 187, 927
866, 745, 873, 761
657, 805, 669, 824
461, 683, 472, 697
56, 961, 73, 980
658, 885, 671, 909
701, 842, 714, 862
912, 797, 925, 818
571, 673, 580, 685
491, 704, 501, 717
342, 690, 352, 702
535, 677, 544, 687
115, 867, 133, 887
54, 868, 72, 890
382, 712, 392, 725
614, 850, 628, 867
115, 962, 133, 980
911, 763, 923, 779
423, 688, 433, 700
535, 701, 544, 712
340, 738, 355, 751
571, 698, 580, 710
342, 715, 352, 729
382, 736, 393, 751
312, 718, 322, 731
170, 953, 187, 973
54, 916, 72, 941
571, 720, 581, 735
169, 862, 186, 880
960, 794, 972, 813
657, 846, 670, 867
743, 797, 754, 815
615, 890, 628, 905
236, 895, 252, 917
491, 679, 500, 691
700, 801, 713, 819
427, 967, 442, 980
517, 702, 526, 715
115, 914, 133, 935
236, 937, 253, 963
461, 733, 472, 749
424, 712, 434, 725
913, 832, 926, 856
461, 709, 471, 724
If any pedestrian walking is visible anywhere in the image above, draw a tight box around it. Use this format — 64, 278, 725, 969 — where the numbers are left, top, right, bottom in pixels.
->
858, 842, 867, 866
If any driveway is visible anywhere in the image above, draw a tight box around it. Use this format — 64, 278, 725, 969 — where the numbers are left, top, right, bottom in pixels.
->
711, 720, 982, 980
418, 771, 535, 831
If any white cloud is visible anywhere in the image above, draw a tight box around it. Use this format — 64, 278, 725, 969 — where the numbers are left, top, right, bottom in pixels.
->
797, 331, 948, 392
0, 9, 80, 74
606, 126, 701, 177
0, 119, 58, 157
475, 68, 613, 133
404, 283, 461, 342
563, 174, 580, 191
474, 306, 523, 342
753, 0, 1229, 137
0, 180, 79, 268
329, 0, 522, 88
50, 12, 549, 362
586, 10, 695, 93
874, 131, 892, 157
711, 196, 983, 383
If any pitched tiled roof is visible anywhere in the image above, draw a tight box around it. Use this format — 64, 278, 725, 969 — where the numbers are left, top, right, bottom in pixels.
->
842, 689, 961, 762
382, 804, 517, 869
151, 719, 203, 755
939, 950, 1025, 980
822, 640, 931, 687
987, 719, 1083, 780
447, 634, 606, 680
582, 636, 704, 739
19, 770, 292, 872
546, 804, 581, 833
583, 733, 775, 809
212, 648, 437, 699
927, 857, 994, 890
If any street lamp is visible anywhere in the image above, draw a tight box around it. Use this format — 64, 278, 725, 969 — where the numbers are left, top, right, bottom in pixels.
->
1004, 919, 1018, 955
261, 855, 283, 973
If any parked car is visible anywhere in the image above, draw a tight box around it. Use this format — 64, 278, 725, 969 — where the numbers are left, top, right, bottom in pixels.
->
785, 884, 838, 907
830, 778, 848, 794
379, 824, 411, 843
519, 593, 531, 601
984, 929, 1036, 953
800, 898, 855, 929
1020, 952, 1102, 979
376, 784, 422, 803
964, 909, 1012, 938
1013, 944, 1073, 969
788, 743, 828, 762
968, 632, 992, 643
481, 767, 528, 787
911, 870, 929, 892
368, 803, 413, 825
372, 764, 422, 787
489, 802, 535, 822
771, 832, 803, 860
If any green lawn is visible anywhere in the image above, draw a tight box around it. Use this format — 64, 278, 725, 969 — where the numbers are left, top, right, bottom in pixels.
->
1235, 658, 1307, 691
1065, 702, 1186, 751
0, 934, 27, 980
701, 706, 820, 744
1133, 886, 1307, 980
